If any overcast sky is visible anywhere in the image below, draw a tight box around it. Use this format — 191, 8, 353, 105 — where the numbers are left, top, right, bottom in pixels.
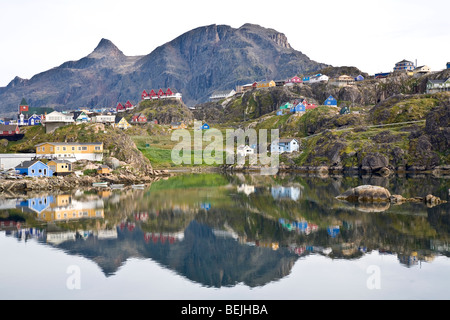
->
1, 0, 449, 87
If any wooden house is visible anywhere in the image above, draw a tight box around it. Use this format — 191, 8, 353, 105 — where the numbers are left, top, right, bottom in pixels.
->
97, 165, 111, 174
15, 160, 53, 177
124, 101, 134, 110
115, 116, 131, 130
287, 76, 302, 84
41, 111, 75, 133
0, 124, 21, 140
323, 95, 338, 106
394, 59, 415, 72
35, 142, 103, 162
426, 78, 450, 93
48, 160, 72, 176
131, 113, 147, 124
270, 138, 300, 154
257, 80, 276, 88
116, 102, 125, 112
170, 121, 187, 130
72, 111, 90, 123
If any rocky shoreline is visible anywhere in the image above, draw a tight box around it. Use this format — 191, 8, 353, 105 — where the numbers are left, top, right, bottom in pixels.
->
0, 169, 171, 193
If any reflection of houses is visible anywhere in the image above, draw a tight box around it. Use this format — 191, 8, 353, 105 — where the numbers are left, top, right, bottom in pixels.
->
271, 186, 301, 201
398, 252, 419, 267
279, 218, 318, 234
17, 195, 54, 214
327, 225, 340, 238
255, 240, 279, 250
35, 195, 105, 222
144, 231, 184, 244
237, 184, 255, 196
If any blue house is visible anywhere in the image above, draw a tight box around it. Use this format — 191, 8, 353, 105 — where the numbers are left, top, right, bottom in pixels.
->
323, 95, 337, 106
15, 160, 53, 177
27, 114, 42, 126
17, 195, 54, 214
294, 103, 305, 113
447, 62, 450, 69
355, 75, 364, 81
270, 138, 300, 153
201, 123, 210, 130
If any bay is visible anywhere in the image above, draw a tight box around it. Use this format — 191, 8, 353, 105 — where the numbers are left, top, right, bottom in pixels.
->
0, 172, 449, 300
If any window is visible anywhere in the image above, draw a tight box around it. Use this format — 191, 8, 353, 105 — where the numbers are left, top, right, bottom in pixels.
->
42, 147, 45, 152
95, 146, 101, 151
72, 147, 75, 151
37, 147, 41, 152
56, 147, 60, 151
63, 147, 66, 151
82, 147, 87, 151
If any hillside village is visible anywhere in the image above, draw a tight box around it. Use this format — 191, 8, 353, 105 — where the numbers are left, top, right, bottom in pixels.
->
0, 59, 449, 184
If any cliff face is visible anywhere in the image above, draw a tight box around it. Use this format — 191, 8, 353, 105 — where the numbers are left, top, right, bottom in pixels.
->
0, 24, 328, 117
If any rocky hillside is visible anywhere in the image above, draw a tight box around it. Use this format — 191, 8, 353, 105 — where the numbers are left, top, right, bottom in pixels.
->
0, 23, 328, 117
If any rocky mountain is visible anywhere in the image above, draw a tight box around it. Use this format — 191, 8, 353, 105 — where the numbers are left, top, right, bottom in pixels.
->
0, 23, 329, 117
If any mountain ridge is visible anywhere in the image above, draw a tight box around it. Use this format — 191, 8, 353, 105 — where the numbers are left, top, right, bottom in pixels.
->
0, 23, 329, 116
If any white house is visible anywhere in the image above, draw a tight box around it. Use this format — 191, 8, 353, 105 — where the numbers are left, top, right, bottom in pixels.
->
270, 138, 300, 154
271, 186, 301, 201
309, 74, 329, 83
209, 89, 236, 101
90, 114, 116, 124
426, 78, 450, 93
41, 111, 75, 133
237, 145, 255, 157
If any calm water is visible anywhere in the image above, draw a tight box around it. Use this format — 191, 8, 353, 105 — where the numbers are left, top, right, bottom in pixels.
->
1, 172, 449, 300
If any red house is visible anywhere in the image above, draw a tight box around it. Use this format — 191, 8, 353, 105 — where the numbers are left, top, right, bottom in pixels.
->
131, 113, 147, 123
165, 88, 173, 96
125, 101, 133, 109
141, 90, 148, 100
157, 89, 165, 97
116, 102, 125, 112
149, 89, 157, 99
288, 76, 302, 83
0, 124, 20, 136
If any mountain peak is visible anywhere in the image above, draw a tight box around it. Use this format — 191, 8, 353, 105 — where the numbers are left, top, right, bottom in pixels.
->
89, 38, 124, 58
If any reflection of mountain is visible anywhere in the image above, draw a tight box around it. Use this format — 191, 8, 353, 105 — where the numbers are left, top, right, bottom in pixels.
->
50, 221, 297, 287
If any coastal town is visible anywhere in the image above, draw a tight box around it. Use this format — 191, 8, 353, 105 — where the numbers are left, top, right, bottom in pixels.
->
0, 58, 449, 183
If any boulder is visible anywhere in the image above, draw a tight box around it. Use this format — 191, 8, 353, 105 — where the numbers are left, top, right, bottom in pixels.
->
336, 185, 391, 202
361, 153, 389, 172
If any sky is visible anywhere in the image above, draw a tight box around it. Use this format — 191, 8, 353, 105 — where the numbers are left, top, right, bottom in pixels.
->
0, 0, 449, 87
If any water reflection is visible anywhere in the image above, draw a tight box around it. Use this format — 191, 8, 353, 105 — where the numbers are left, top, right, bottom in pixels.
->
1, 173, 449, 288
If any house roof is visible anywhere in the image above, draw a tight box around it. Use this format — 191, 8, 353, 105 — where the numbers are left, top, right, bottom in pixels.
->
277, 138, 298, 143
48, 159, 70, 164
15, 160, 44, 169
35, 142, 102, 147
20, 98, 28, 106
0, 124, 18, 131
396, 59, 414, 64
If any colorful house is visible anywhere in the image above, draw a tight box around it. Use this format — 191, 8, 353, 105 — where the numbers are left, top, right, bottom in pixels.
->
287, 76, 302, 83
124, 101, 134, 110
323, 95, 338, 106
116, 102, 125, 112
257, 80, 276, 88
115, 116, 131, 130
279, 102, 293, 110
35, 142, 103, 162
394, 59, 415, 72
15, 160, 53, 177
200, 123, 210, 130
72, 111, 90, 123
47, 160, 72, 176
270, 138, 300, 154
18, 113, 42, 126
426, 78, 450, 93
131, 113, 147, 124
0, 124, 21, 138
41, 111, 75, 133
170, 122, 187, 130
355, 75, 364, 81
97, 165, 111, 174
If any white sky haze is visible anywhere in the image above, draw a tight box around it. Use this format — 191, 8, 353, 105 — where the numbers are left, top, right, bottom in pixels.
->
0, 0, 449, 87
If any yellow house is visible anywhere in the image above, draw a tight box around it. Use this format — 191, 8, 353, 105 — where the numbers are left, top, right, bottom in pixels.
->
257, 80, 276, 88
170, 121, 187, 130
36, 195, 105, 222
48, 160, 72, 176
115, 117, 131, 130
35, 142, 103, 162
97, 165, 111, 174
